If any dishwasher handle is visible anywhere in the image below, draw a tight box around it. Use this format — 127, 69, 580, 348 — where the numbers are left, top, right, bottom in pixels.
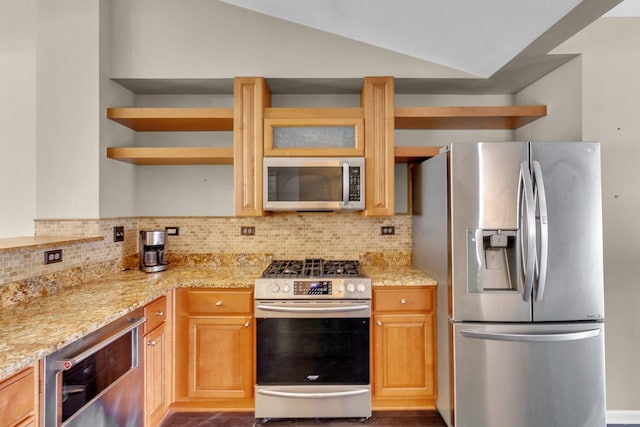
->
54, 317, 146, 371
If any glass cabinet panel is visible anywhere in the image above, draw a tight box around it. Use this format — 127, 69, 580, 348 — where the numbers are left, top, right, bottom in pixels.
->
273, 126, 356, 149
264, 115, 364, 156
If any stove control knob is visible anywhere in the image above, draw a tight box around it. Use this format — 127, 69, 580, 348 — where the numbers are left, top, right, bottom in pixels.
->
337, 284, 346, 293
271, 284, 280, 293
356, 283, 367, 293
346, 283, 356, 293
282, 284, 291, 294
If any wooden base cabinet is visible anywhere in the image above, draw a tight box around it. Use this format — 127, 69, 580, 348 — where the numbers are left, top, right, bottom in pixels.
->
174, 288, 254, 410
0, 363, 38, 427
372, 286, 436, 410
144, 294, 172, 427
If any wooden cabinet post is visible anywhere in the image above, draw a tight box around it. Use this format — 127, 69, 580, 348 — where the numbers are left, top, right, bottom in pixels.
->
361, 76, 395, 216
143, 294, 172, 427
234, 77, 271, 216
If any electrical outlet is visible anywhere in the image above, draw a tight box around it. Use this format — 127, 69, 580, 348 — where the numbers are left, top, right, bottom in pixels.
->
165, 227, 179, 236
381, 226, 395, 235
241, 226, 255, 236
44, 249, 63, 265
113, 226, 124, 242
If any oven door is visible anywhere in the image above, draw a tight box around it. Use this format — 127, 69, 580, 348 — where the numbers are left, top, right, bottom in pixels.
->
255, 300, 370, 386
255, 300, 371, 418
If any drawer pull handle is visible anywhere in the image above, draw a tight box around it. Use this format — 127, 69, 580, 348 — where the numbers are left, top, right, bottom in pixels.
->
216, 301, 223, 306
148, 340, 157, 347
376, 320, 383, 326
401, 298, 407, 304
155, 311, 164, 316
244, 322, 250, 328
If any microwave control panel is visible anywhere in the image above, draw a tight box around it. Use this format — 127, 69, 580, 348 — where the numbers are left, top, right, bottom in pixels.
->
348, 167, 361, 202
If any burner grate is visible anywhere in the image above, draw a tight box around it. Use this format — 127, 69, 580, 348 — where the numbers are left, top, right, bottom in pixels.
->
261, 260, 305, 278
261, 258, 363, 278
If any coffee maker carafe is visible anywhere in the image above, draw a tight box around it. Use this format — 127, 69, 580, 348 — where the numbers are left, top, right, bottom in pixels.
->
140, 230, 167, 273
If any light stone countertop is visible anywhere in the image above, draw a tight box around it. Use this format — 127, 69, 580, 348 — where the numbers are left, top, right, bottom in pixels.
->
0, 264, 434, 380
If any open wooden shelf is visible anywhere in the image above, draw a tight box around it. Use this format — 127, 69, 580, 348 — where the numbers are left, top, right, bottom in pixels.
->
394, 146, 442, 163
108, 146, 440, 165
106, 147, 234, 165
107, 108, 234, 131
394, 105, 547, 130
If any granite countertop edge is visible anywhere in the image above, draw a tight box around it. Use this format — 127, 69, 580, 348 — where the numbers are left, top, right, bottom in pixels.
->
0, 264, 435, 380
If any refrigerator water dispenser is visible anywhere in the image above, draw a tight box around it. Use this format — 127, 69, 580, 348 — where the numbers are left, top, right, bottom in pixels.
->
467, 229, 519, 292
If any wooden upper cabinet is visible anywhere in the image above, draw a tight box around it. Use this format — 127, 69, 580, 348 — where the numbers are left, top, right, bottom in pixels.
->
234, 77, 271, 217
263, 108, 364, 157
361, 76, 395, 216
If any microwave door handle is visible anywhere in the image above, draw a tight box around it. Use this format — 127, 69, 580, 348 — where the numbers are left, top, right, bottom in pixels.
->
342, 162, 350, 207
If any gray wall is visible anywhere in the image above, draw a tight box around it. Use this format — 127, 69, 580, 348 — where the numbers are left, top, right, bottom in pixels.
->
0, 0, 36, 238
555, 17, 640, 411
517, 18, 640, 411
36, 0, 102, 220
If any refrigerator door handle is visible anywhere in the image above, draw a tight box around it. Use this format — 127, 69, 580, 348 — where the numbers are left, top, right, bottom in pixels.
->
460, 328, 601, 343
519, 161, 536, 302
532, 160, 549, 301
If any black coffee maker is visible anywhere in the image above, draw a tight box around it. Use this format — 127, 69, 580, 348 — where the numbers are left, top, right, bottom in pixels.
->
139, 230, 167, 273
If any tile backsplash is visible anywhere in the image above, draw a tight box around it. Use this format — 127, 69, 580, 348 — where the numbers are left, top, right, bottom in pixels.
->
0, 213, 411, 307
138, 212, 411, 260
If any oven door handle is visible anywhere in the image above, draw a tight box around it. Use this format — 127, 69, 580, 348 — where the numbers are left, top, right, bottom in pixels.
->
53, 317, 146, 371
257, 388, 369, 399
255, 304, 370, 313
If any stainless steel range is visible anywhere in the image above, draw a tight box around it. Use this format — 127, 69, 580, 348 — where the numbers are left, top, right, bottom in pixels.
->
254, 258, 372, 420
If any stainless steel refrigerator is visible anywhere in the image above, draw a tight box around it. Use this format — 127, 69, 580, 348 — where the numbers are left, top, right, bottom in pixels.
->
412, 141, 606, 427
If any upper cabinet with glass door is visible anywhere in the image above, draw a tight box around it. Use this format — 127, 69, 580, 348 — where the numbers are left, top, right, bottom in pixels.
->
263, 108, 364, 157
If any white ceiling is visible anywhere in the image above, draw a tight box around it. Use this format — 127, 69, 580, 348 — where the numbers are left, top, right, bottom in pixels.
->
605, 0, 640, 16
221, 0, 623, 78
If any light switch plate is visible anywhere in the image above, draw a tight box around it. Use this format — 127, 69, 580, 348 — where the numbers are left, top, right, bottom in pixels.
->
165, 227, 179, 236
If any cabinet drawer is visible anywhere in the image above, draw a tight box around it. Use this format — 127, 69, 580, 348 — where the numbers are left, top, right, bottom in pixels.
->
187, 289, 253, 315
0, 367, 35, 427
144, 296, 167, 335
373, 287, 434, 313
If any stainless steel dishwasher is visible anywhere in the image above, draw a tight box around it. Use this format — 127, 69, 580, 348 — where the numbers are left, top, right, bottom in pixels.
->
43, 308, 146, 427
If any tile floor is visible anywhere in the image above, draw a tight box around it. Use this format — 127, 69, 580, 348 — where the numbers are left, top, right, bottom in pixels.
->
159, 410, 448, 427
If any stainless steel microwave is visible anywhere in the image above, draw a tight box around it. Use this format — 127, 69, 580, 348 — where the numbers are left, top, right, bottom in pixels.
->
263, 157, 365, 211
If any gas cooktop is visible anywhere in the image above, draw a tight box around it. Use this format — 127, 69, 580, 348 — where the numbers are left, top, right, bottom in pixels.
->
256, 258, 370, 300
261, 258, 364, 279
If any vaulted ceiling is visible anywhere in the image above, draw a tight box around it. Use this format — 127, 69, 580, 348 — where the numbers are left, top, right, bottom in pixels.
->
219, 0, 623, 93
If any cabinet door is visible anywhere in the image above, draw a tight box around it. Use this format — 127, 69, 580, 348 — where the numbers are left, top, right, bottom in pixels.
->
145, 325, 167, 427
373, 313, 435, 401
234, 77, 271, 217
361, 76, 394, 216
187, 316, 253, 399
0, 365, 38, 427
264, 113, 364, 157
